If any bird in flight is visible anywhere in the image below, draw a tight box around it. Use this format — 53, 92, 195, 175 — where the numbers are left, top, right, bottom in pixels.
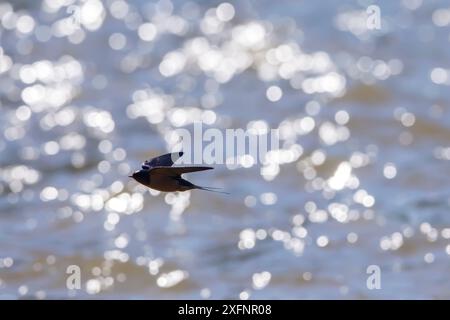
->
129, 152, 228, 194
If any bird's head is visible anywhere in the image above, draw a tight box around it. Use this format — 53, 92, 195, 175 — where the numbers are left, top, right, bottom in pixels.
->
129, 170, 150, 185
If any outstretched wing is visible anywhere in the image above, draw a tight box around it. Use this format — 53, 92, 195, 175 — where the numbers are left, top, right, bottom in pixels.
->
149, 166, 213, 177
142, 152, 184, 170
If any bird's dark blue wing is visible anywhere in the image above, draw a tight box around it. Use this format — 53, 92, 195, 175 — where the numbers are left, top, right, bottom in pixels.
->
142, 152, 184, 170
149, 166, 213, 177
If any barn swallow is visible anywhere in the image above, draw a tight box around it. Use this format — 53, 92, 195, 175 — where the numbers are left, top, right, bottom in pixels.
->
129, 152, 228, 194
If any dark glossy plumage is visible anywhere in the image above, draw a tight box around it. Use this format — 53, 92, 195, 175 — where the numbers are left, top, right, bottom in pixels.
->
141, 151, 183, 170
129, 152, 228, 194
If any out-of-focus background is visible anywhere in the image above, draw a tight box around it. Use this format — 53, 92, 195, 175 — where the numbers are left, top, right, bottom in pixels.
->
0, 0, 449, 299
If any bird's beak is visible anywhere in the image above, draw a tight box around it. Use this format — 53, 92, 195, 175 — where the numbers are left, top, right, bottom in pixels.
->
128, 175, 133, 178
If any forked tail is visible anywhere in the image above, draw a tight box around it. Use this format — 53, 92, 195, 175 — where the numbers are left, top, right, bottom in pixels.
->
195, 185, 230, 194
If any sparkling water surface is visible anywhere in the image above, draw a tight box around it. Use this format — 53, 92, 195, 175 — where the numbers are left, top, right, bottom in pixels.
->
0, 0, 450, 299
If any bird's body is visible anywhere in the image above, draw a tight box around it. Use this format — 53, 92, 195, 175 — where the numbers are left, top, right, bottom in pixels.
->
132, 169, 195, 192
129, 152, 227, 194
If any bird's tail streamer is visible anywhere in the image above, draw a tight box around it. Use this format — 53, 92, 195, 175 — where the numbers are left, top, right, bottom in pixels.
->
196, 185, 230, 194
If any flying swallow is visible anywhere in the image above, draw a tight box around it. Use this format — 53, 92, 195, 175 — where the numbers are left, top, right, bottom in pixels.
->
129, 152, 228, 194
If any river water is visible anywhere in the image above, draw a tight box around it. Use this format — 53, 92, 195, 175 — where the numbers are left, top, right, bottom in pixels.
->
0, 0, 450, 299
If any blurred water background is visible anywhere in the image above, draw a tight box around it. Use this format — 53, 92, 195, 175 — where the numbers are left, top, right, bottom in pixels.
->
1, 0, 450, 299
